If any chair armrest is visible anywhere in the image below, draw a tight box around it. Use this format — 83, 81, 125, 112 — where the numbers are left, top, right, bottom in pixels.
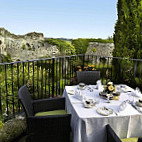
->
138, 138, 142, 142
27, 114, 71, 135
106, 124, 122, 142
33, 97, 65, 113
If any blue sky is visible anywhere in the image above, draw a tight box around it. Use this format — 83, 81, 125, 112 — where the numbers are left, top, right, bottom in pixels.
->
0, 0, 117, 39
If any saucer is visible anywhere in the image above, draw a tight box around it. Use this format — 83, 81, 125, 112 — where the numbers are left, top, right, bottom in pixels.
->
136, 101, 142, 107
68, 90, 75, 95
83, 100, 95, 108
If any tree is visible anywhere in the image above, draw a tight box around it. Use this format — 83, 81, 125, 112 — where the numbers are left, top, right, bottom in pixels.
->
72, 39, 89, 55
0, 40, 2, 62
112, 0, 142, 87
113, 0, 142, 59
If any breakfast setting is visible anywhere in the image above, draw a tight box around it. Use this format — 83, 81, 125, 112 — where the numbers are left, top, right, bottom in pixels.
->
65, 80, 142, 116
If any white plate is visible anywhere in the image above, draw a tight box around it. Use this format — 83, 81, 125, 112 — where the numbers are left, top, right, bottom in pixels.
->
120, 86, 132, 93
136, 101, 142, 107
96, 107, 113, 116
68, 90, 75, 95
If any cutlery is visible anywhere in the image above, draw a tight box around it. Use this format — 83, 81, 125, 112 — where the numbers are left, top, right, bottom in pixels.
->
104, 107, 118, 116
113, 109, 118, 116
131, 104, 142, 113
104, 107, 113, 114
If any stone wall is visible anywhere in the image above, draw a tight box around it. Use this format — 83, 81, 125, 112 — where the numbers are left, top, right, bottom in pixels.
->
0, 28, 59, 61
86, 42, 114, 57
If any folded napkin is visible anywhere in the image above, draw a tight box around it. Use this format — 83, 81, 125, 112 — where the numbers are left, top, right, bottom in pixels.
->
74, 90, 85, 101
96, 80, 104, 92
131, 88, 142, 97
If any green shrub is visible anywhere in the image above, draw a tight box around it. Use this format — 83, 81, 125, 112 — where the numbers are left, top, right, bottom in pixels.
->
21, 44, 26, 50
92, 48, 97, 52
0, 116, 26, 142
28, 47, 32, 50
45, 38, 76, 55
72, 38, 89, 54
0, 121, 3, 131
1, 54, 12, 63
88, 38, 113, 43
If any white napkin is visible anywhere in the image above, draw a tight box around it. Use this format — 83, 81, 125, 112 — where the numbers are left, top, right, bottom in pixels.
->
74, 90, 84, 101
131, 88, 142, 97
98, 85, 104, 92
96, 80, 104, 92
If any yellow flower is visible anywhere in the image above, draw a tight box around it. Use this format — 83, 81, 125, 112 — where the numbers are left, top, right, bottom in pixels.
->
77, 66, 81, 69
92, 68, 96, 70
84, 66, 87, 69
108, 85, 114, 91
78, 69, 82, 71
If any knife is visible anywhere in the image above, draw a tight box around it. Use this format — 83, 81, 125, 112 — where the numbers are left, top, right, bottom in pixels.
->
131, 104, 142, 113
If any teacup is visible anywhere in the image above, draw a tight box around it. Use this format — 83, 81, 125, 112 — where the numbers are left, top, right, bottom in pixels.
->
83, 99, 94, 108
139, 99, 142, 104
79, 83, 85, 88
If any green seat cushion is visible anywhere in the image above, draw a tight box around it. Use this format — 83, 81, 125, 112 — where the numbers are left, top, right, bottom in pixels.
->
35, 109, 67, 116
121, 137, 138, 142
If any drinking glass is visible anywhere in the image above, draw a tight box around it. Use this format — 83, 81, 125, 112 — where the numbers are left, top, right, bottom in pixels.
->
128, 92, 134, 104
94, 92, 100, 104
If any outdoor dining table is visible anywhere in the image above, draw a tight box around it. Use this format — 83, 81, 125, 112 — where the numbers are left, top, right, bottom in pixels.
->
63, 85, 142, 142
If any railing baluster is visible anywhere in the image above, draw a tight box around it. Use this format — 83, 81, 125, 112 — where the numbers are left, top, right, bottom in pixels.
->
106, 57, 109, 84
28, 61, 30, 80
45, 60, 47, 98
41, 60, 43, 98
37, 61, 39, 99
67, 57, 69, 85
134, 61, 137, 80
48, 59, 51, 98
32, 61, 35, 99
56, 58, 58, 96
62, 58, 64, 94
17, 63, 20, 113
22, 62, 25, 85
5, 64, 9, 118
70, 57, 72, 85
65, 57, 67, 86
59, 58, 61, 95
52, 58, 55, 97
11, 64, 15, 116
0, 66, 2, 118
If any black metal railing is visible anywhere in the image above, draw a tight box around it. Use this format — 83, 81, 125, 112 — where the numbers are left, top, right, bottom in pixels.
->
0, 54, 142, 121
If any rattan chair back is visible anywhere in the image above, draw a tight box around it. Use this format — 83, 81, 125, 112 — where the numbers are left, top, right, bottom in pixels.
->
18, 85, 34, 117
76, 71, 100, 85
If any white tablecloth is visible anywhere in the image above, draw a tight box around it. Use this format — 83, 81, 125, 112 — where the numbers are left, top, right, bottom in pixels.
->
63, 85, 142, 142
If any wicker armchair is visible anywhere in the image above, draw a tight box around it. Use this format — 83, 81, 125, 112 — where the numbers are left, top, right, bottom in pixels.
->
106, 124, 142, 142
106, 124, 121, 142
18, 85, 71, 142
76, 71, 100, 85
